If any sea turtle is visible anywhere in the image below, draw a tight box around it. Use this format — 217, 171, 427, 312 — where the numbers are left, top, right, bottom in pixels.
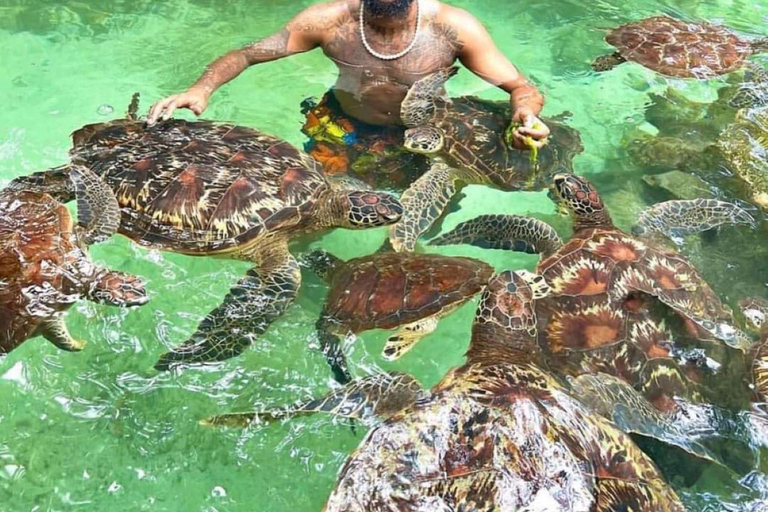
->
302, 250, 494, 383
9, 95, 403, 370
717, 107, 768, 209
205, 271, 685, 512
389, 67, 583, 252
1, 167, 148, 353
432, 173, 756, 455
593, 16, 768, 107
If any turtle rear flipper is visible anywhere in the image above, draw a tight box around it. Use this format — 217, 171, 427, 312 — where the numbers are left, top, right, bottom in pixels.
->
201, 372, 423, 428
430, 214, 563, 257
87, 270, 148, 307
632, 198, 755, 241
570, 373, 723, 465
39, 317, 85, 352
390, 162, 462, 252
155, 251, 301, 371
70, 165, 121, 245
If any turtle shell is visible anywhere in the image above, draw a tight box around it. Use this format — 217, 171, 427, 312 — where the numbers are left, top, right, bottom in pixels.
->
0, 191, 80, 352
534, 228, 739, 411
69, 119, 329, 254
322, 252, 493, 334
717, 108, 768, 209
325, 363, 684, 511
433, 97, 583, 191
606, 16, 754, 78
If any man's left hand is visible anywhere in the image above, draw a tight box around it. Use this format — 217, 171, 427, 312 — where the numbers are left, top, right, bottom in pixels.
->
509, 109, 550, 151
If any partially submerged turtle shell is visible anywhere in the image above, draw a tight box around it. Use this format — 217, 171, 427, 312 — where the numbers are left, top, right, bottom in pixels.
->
434, 97, 584, 190
0, 191, 77, 351
534, 228, 738, 408
323, 252, 494, 334
69, 118, 328, 254
606, 16, 754, 78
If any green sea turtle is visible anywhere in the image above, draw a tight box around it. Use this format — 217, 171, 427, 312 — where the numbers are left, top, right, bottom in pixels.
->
432, 173, 756, 457
389, 67, 583, 252
1, 167, 148, 353
717, 107, 768, 209
9, 95, 403, 370
206, 271, 685, 512
302, 251, 494, 383
593, 16, 768, 107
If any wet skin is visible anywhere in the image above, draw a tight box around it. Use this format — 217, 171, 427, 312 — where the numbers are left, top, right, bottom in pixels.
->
147, 0, 550, 149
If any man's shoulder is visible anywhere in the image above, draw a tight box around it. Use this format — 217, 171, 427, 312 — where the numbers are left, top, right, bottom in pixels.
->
297, 1, 353, 23
434, 1, 486, 38
289, 0, 353, 33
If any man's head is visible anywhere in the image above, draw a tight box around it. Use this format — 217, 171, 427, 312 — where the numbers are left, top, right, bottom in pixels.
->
363, 0, 415, 19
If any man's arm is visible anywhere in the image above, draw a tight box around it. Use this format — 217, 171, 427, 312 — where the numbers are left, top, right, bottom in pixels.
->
147, 4, 341, 125
448, 9, 550, 148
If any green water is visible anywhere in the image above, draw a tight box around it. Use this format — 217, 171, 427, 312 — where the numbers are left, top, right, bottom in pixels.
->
1, 0, 767, 510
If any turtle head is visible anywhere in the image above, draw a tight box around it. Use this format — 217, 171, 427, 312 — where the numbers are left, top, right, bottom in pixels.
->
404, 126, 445, 154
552, 173, 612, 229
87, 270, 149, 307
334, 190, 403, 229
740, 298, 768, 334
468, 271, 549, 365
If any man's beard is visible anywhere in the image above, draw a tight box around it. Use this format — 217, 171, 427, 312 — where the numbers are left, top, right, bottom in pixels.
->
363, 0, 415, 19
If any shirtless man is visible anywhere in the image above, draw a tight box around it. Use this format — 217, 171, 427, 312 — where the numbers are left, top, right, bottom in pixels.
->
148, 0, 549, 176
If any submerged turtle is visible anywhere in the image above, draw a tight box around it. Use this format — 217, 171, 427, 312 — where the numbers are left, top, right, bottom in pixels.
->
206, 271, 685, 512
594, 16, 768, 108
10, 95, 403, 370
433, 173, 756, 457
1, 167, 147, 353
389, 67, 583, 252
303, 251, 494, 383
717, 107, 768, 209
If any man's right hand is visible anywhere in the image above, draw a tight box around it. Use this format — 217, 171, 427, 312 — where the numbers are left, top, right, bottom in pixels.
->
147, 89, 209, 126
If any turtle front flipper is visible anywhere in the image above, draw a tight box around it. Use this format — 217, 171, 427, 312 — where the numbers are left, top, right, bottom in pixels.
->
389, 162, 461, 252
591, 52, 627, 72
155, 249, 301, 371
632, 198, 755, 241
401, 66, 459, 127
430, 214, 563, 257
70, 165, 121, 245
201, 372, 423, 428
570, 373, 723, 465
39, 317, 85, 352
86, 269, 148, 307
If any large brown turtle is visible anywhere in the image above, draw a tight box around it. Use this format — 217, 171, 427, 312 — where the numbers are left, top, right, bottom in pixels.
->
206, 271, 685, 512
302, 250, 494, 383
389, 67, 583, 252
1, 167, 147, 353
9, 96, 403, 370
432, 173, 756, 458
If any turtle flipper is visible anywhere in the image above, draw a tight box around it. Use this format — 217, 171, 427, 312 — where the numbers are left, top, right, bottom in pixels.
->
401, 66, 459, 127
86, 269, 148, 307
155, 252, 301, 370
70, 165, 121, 245
317, 318, 352, 385
632, 199, 755, 240
383, 314, 441, 361
595, 479, 685, 512
570, 373, 722, 464
39, 317, 84, 352
390, 162, 460, 252
201, 372, 423, 427
591, 52, 626, 72
430, 214, 563, 257
300, 250, 342, 282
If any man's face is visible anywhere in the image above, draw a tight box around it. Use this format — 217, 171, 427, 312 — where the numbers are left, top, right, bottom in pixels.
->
363, 0, 415, 19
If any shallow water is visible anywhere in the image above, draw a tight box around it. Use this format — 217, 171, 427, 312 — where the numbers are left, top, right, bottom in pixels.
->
0, 0, 767, 510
